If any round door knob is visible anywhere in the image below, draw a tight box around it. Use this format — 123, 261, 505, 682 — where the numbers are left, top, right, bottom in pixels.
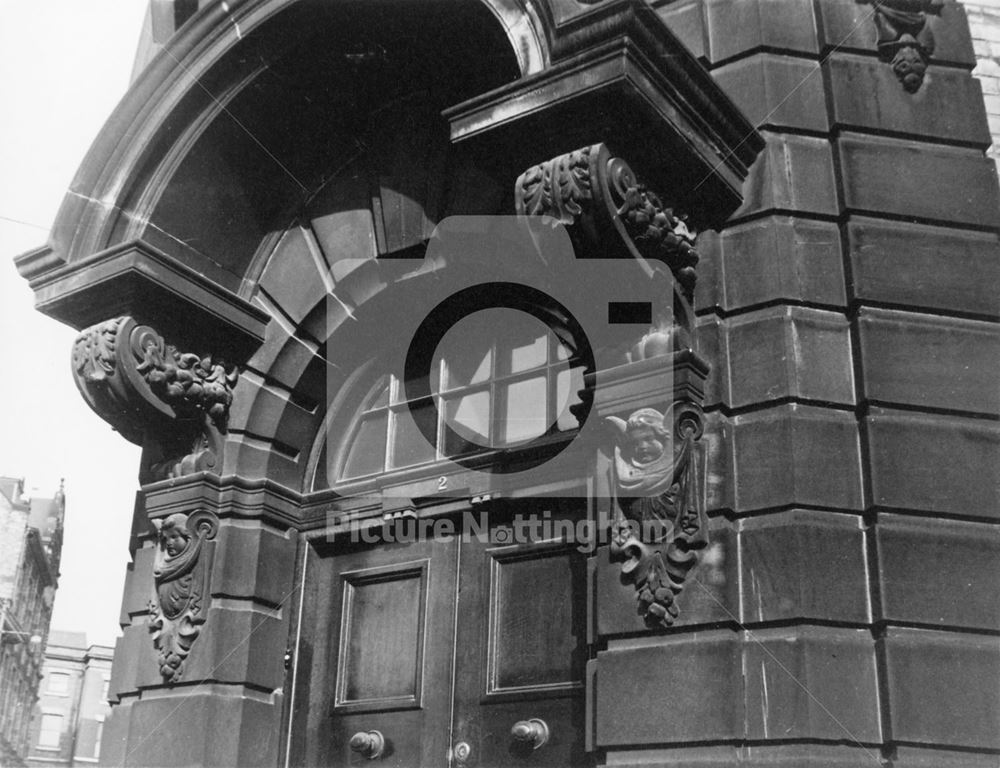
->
349, 730, 385, 760
453, 741, 471, 764
511, 718, 549, 749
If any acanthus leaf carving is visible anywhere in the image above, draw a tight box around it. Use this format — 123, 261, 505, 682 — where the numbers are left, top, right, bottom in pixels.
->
858, 0, 944, 92
148, 509, 219, 683
71, 317, 238, 481
516, 144, 699, 359
607, 405, 708, 628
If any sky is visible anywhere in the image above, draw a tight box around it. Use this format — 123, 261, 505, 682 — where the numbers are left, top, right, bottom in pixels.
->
0, 2, 151, 647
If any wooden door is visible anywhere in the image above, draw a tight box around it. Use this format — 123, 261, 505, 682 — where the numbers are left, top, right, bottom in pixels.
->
295, 502, 590, 768
301, 535, 460, 767
451, 503, 589, 768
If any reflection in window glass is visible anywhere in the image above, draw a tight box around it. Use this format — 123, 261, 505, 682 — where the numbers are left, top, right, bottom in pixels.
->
502, 376, 547, 444
342, 413, 387, 479
336, 308, 585, 481
389, 401, 437, 469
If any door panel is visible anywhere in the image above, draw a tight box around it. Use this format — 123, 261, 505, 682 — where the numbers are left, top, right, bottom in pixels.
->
297, 504, 591, 768
323, 539, 458, 768
452, 508, 590, 768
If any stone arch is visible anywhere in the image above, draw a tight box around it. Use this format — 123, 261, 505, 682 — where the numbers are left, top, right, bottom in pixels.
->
45, 0, 546, 277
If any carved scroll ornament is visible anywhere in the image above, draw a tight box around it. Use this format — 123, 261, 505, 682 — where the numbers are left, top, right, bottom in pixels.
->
515, 144, 699, 356
859, 0, 944, 92
607, 405, 708, 628
72, 317, 238, 480
148, 509, 219, 682
516, 144, 698, 300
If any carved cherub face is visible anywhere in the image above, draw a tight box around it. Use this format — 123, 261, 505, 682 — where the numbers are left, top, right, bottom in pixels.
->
629, 424, 665, 464
161, 521, 191, 557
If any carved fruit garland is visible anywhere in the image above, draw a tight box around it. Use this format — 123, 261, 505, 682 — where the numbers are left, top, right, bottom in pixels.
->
607, 406, 708, 628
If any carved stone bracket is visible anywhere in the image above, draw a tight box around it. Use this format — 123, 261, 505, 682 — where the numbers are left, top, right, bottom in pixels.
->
516, 143, 699, 305
71, 316, 238, 481
859, 0, 944, 92
606, 404, 708, 628
148, 509, 219, 682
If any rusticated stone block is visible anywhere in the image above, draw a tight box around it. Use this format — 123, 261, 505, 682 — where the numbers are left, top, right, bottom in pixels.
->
894, 746, 1000, 767
711, 217, 845, 311
212, 524, 297, 607
112, 623, 162, 695
733, 133, 838, 221
866, 408, 1000, 519
848, 217, 1000, 318
858, 308, 1000, 414
877, 514, 1000, 631
182, 605, 287, 690
109, 689, 282, 767
838, 133, 1000, 227
739, 510, 869, 624
743, 627, 881, 742
693, 228, 721, 311
704, 0, 819, 63
714, 55, 827, 132
703, 411, 735, 514
817, 0, 976, 67
602, 744, 880, 766
731, 404, 863, 513
724, 306, 854, 409
696, 315, 726, 408
593, 521, 737, 637
118, 544, 156, 626
826, 54, 991, 146
885, 627, 1000, 749
655, 0, 706, 60
595, 632, 743, 745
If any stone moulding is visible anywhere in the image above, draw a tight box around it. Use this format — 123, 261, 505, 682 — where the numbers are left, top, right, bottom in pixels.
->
606, 404, 708, 628
858, 0, 944, 92
148, 508, 219, 683
71, 316, 238, 481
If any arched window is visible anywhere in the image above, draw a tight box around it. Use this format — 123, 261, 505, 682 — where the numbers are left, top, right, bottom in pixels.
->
335, 308, 586, 482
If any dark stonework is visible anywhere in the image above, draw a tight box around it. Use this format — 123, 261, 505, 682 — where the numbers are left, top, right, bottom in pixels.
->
14, 0, 1000, 765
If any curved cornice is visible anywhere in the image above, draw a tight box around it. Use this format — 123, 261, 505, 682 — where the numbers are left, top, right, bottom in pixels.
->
25, 0, 549, 278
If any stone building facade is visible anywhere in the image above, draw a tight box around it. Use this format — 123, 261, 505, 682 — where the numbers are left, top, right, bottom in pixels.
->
0, 481, 64, 767
14, 1, 1000, 766
26, 631, 114, 767
966, 0, 1000, 168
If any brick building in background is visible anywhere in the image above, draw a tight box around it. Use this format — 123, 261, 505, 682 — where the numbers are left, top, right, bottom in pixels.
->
25, 631, 113, 767
12, 0, 1000, 766
0, 480, 64, 767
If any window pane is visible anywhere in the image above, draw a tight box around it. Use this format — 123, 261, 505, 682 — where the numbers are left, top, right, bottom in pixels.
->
502, 376, 548, 444
509, 334, 547, 373
443, 390, 490, 455
341, 413, 387, 479
389, 401, 437, 469
556, 367, 585, 431
442, 346, 491, 391
504, 313, 549, 373
39, 713, 62, 747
